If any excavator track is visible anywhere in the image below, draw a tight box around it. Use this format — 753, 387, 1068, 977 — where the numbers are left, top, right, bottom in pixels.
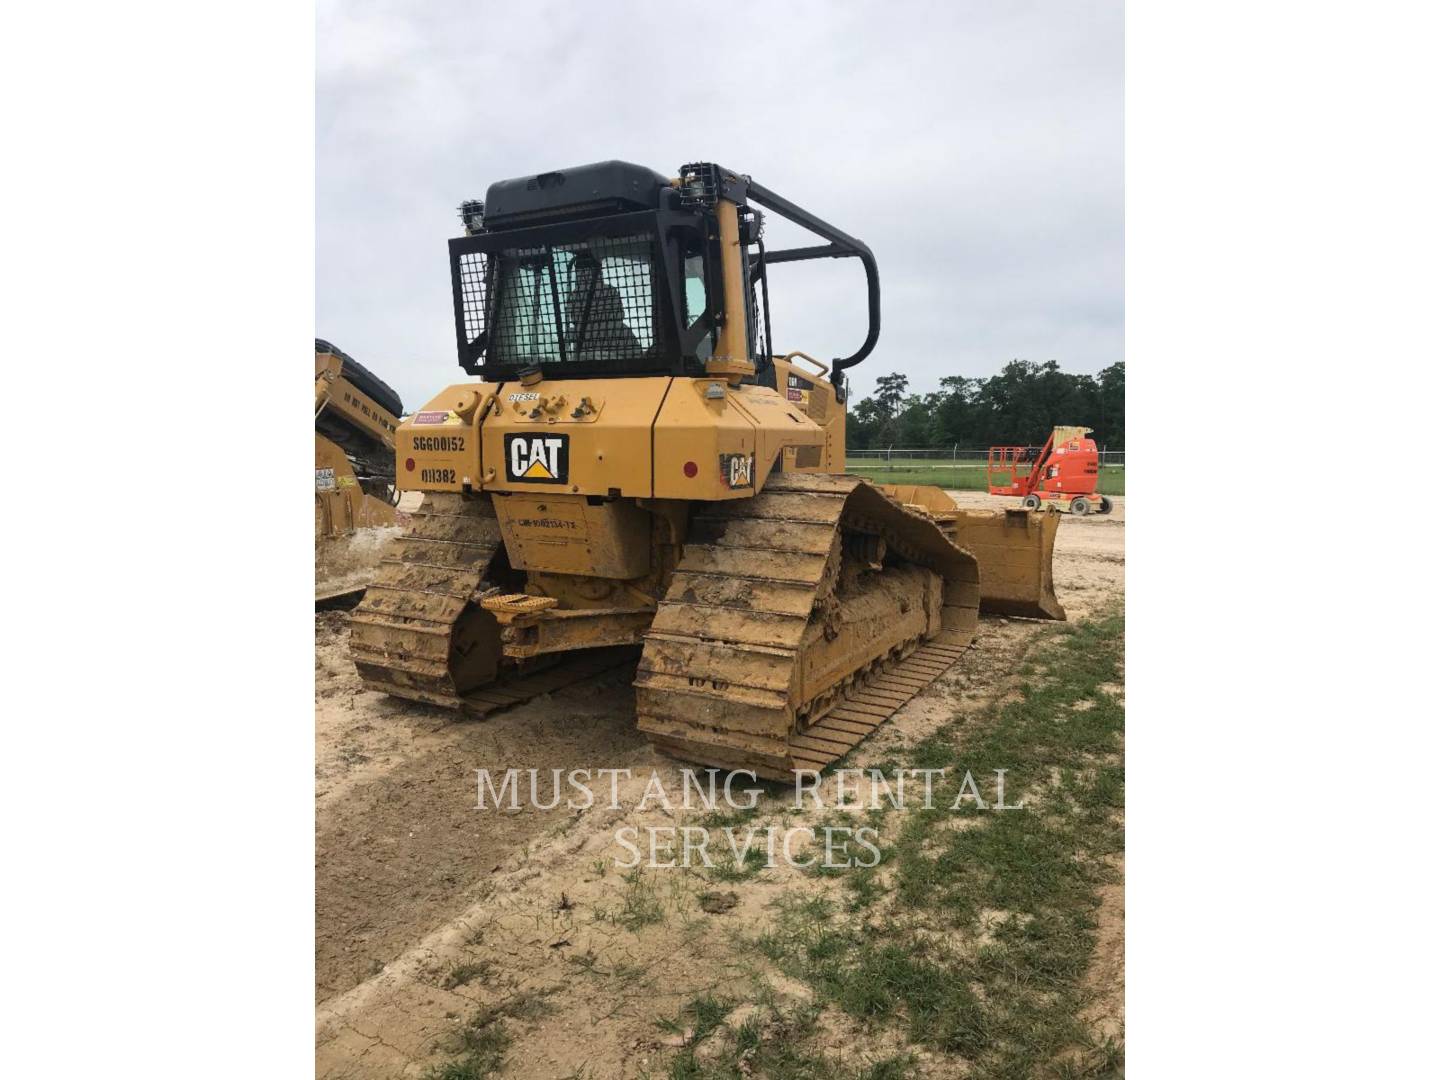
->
348, 493, 634, 713
636, 474, 981, 779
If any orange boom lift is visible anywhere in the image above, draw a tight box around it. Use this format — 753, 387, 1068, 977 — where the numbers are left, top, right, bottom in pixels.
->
986, 425, 1112, 515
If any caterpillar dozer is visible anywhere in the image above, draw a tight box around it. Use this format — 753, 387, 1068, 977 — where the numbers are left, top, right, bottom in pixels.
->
315, 339, 406, 605
348, 161, 1064, 778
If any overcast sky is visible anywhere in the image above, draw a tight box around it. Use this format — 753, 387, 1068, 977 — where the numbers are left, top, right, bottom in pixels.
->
317, 0, 1121, 411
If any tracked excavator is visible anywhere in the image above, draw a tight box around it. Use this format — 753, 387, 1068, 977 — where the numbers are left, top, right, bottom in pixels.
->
315, 339, 405, 604
348, 161, 1064, 778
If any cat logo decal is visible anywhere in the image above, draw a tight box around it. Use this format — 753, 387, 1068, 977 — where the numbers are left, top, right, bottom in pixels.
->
504, 433, 569, 484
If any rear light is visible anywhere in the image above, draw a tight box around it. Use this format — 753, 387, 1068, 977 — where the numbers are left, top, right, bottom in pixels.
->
405, 457, 415, 472
683, 461, 698, 478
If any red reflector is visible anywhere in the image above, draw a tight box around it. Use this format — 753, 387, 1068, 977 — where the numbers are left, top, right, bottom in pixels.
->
683, 461, 698, 478
404, 457, 415, 472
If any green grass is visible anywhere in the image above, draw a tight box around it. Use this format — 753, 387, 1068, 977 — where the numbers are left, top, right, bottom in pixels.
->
657, 993, 735, 1046
706, 840, 770, 883
656, 992, 917, 1080
443, 961, 494, 990
424, 990, 559, 1079
424, 1015, 512, 1079
599, 868, 667, 931
746, 613, 1125, 1079
696, 801, 768, 830
845, 459, 1126, 496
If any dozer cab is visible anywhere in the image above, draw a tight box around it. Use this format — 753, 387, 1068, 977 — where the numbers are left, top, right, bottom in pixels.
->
348, 161, 1064, 778
315, 339, 405, 604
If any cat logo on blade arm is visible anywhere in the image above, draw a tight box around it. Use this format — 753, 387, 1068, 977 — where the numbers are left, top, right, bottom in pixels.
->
504, 433, 569, 484
720, 452, 754, 489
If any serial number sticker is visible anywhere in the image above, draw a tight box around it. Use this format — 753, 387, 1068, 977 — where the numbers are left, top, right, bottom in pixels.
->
314, 467, 336, 492
786, 389, 803, 401
507, 392, 540, 403
413, 410, 459, 425
420, 468, 457, 484
411, 435, 465, 452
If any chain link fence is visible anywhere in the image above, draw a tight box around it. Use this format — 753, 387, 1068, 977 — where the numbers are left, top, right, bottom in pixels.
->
842, 446, 1126, 496
846, 447, 1126, 469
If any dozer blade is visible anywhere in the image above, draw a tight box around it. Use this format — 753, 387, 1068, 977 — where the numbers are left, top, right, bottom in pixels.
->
947, 508, 1064, 620
315, 525, 404, 610
874, 484, 1065, 621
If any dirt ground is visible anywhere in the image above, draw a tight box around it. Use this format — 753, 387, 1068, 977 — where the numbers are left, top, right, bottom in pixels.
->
314, 497, 1125, 1077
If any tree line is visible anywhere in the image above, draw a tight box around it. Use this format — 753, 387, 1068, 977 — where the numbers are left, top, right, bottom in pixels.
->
844, 360, 1125, 451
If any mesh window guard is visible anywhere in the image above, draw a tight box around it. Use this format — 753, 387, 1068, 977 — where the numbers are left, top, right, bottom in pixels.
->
459, 234, 660, 370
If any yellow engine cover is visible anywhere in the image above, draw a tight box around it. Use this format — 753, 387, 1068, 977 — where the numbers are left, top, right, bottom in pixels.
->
483, 378, 669, 497
397, 376, 828, 502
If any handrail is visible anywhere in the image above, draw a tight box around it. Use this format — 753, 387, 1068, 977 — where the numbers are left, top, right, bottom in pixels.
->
780, 351, 830, 377
744, 178, 880, 374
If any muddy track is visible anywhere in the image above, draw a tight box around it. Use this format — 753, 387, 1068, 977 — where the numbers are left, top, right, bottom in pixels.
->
638, 473, 980, 777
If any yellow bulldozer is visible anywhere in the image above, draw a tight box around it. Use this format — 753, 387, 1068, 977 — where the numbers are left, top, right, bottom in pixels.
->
315, 339, 406, 604
348, 161, 1063, 778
